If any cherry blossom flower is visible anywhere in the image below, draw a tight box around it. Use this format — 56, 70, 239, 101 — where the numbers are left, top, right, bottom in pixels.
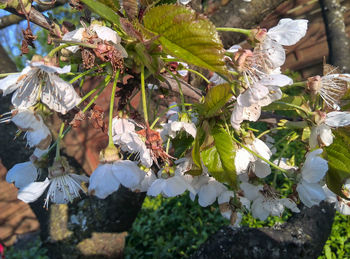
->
296, 149, 328, 207
62, 23, 127, 58
323, 185, 350, 215
112, 117, 153, 168
217, 190, 250, 226
0, 58, 81, 114
15, 159, 89, 207
160, 120, 196, 141
189, 175, 227, 207
89, 160, 145, 199
307, 74, 350, 110
235, 138, 272, 178
310, 111, 350, 148
147, 159, 194, 197
10, 109, 52, 149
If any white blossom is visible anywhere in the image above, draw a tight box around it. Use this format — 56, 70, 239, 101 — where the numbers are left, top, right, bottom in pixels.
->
112, 117, 153, 168
6, 161, 38, 189
62, 24, 127, 58
0, 61, 81, 114
296, 149, 328, 207
89, 160, 145, 199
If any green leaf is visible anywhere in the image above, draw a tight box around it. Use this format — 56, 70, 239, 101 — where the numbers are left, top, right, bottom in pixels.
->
200, 83, 233, 117
81, 0, 120, 25
172, 131, 194, 158
192, 123, 205, 168
143, 4, 227, 74
325, 128, 350, 200
0, 2, 7, 8
211, 126, 237, 186
201, 126, 236, 187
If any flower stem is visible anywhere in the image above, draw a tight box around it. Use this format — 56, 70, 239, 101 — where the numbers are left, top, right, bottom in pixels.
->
216, 27, 251, 36
108, 70, 120, 147
182, 68, 211, 84
79, 75, 112, 106
257, 127, 285, 139
141, 65, 149, 125
69, 63, 108, 84
55, 122, 65, 161
165, 68, 186, 113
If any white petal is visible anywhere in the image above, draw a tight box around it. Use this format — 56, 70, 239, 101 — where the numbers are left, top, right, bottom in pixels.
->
112, 160, 144, 188
11, 109, 41, 130
62, 28, 84, 53
0, 73, 21, 96
281, 198, 300, 213
319, 124, 333, 146
218, 191, 234, 204
251, 197, 270, 220
92, 24, 120, 44
252, 138, 272, 160
41, 74, 81, 114
296, 180, 326, 208
267, 19, 308, 46
260, 37, 286, 68
6, 161, 38, 188
253, 160, 271, 178
230, 104, 244, 129
18, 178, 50, 203
259, 74, 293, 87
26, 125, 52, 149
147, 179, 166, 196
235, 148, 253, 174
11, 69, 40, 109
198, 184, 217, 207
242, 103, 261, 122
88, 164, 121, 199
326, 111, 350, 127
240, 182, 263, 201
30, 62, 71, 74
112, 117, 136, 135
262, 199, 284, 217
301, 149, 328, 183
163, 176, 188, 197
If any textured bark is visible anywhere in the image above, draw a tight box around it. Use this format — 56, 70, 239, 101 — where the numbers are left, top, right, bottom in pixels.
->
191, 0, 288, 47
191, 202, 335, 259
319, 0, 350, 72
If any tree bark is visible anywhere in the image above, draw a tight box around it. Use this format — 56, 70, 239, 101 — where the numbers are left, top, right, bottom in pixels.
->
191, 202, 335, 259
319, 0, 350, 72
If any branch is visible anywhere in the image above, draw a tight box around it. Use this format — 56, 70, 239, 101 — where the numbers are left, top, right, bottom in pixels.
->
192, 0, 288, 47
153, 74, 203, 101
191, 202, 335, 259
319, 0, 350, 72
0, 0, 67, 29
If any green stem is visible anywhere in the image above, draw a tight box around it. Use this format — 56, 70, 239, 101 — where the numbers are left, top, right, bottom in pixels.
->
165, 67, 186, 113
141, 65, 149, 124
257, 127, 285, 139
216, 27, 251, 36
183, 68, 210, 84
69, 63, 108, 84
79, 75, 112, 105
108, 71, 120, 147
48, 40, 98, 57
55, 122, 65, 161
232, 136, 289, 174
150, 103, 192, 129
166, 137, 171, 154
273, 101, 311, 116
